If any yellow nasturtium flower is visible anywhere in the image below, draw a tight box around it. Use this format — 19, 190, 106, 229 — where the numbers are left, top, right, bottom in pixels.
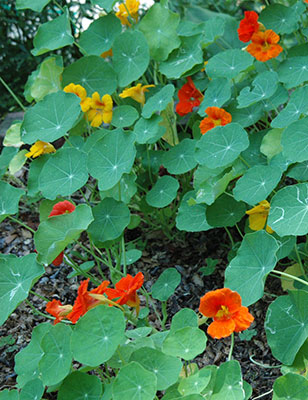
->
25, 141, 56, 159
86, 92, 113, 127
116, 0, 140, 26
119, 83, 155, 106
246, 200, 274, 234
63, 83, 91, 112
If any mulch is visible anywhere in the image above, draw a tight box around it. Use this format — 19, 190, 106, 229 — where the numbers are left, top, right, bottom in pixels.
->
0, 214, 282, 399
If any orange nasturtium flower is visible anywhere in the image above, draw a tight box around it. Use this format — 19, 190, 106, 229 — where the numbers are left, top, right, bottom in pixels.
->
25, 141, 56, 159
100, 48, 113, 58
246, 200, 274, 234
63, 83, 91, 112
105, 272, 144, 314
116, 0, 140, 26
237, 11, 262, 42
48, 201, 76, 266
175, 77, 204, 116
199, 107, 232, 135
247, 30, 283, 62
119, 83, 155, 106
199, 288, 254, 339
46, 299, 73, 324
86, 92, 113, 127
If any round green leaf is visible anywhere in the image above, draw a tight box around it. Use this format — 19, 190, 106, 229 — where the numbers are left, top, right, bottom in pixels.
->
176, 191, 212, 232
227, 102, 263, 128
178, 369, 211, 396
282, 118, 308, 163
146, 176, 179, 208
0, 254, 44, 326
195, 123, 249, 168
159, 35, 203, 79
58, 371, 102, 400
112, 105, 139, 128
225, 231, 279, 306
88, 198, 130, 243
90, 0, 116, 12
268, 183, 308, 236
113, 361, 157, 400
237, 71, 278, 108
206, 194, 246, 227
130, 348, 182, 391
87, 129, 136, 191
99, 173, 137, 204
79, 14, 121, 56
142, 85, 175, 119
271, 86, 308, 129
71, 306, 125, 366
3, 122, 23, 148
233, 165, 282, 205
260, 128, 283, 160
152, 268, 181, 302
198, 78, 231, 117
206, 49, 253, 79
9, 149, 27, 175
15, 323, 52, 388
170, 309, 198, 332
278, 57, 308, 89
260, 4, 299, 34
134, 115, 166, 144
32, 9, 73, 56
0, 181, 25, 223
62, 55, 117, 96
125, 327, 152, 339
21, 91, 81, 144
39, 323, 72, 386
34, 204, 94, 265
162, 139, 197, 174
121, 249, 142, 266
273, 373, 308, 400
265, 290, 308, 365
38, 148, 88, 199
19, 379, 44, 400
16, 0, 50, 12
162, 327, 207, 361
0, 390, 19, 400
113, 30, 150, 87
138, 3, 180, 62
287, 161, 308, 182
210, 360, 245, 399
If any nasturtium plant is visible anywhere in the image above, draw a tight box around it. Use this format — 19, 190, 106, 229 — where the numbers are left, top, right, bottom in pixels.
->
2, 0, 308, 398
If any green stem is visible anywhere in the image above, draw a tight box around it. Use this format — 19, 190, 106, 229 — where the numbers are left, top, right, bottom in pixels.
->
224, 227, 235, 248
228, 332, 234, 361
121, 235, 127, 275
239, 155, 251, 168
140, 288, 163, 327
249, 355, 281, 369
0, 76, 26, 111
30, 290, 50, 303
294, 244, 306, 278
197, 316, 208, 326
65, 254, 100, 285
161, 301, 168, 329
235, 223, 244, 239
25, 299, 54, 321
270, 270, 308, 287
8, 216, 36, 234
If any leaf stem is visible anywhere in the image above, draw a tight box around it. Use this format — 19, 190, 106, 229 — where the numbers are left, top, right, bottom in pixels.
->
228, 332, 234, 361
8, 216, 36, 234
0, 76, 26, 111
270, 270, 308, 287
294, 244, 306, 278
224, 227, 235, 248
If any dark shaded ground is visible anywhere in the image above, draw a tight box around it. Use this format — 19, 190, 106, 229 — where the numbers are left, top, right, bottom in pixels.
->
0, 214, 282, 399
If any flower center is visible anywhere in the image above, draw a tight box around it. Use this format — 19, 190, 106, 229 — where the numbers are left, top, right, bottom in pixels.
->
215, 305, 230, 319
213, 118, 222, 126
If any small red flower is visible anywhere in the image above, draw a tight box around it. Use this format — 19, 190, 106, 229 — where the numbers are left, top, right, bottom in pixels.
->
176, 77, 203, 116
45, 299, 73, 324
67, 279, 110, 323
106, 272, 144, 310
199, 107, 232, 134
199, 288, 254, 339
237, 11, 261, 42
47, 201, 76, 266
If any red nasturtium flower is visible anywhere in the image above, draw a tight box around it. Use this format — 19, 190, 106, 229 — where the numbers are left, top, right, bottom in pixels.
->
106, 272, 144, 314
247, 30, 283, 62
66, 279, 111, 323
199, 107, 232, 135
176, 77, 204, 116
48, 201, 76, 266
237, 11, 261, 42
199, 288, 254, 339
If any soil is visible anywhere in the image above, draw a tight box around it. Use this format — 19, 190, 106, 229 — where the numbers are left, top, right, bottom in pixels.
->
0, 212, 282, 399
